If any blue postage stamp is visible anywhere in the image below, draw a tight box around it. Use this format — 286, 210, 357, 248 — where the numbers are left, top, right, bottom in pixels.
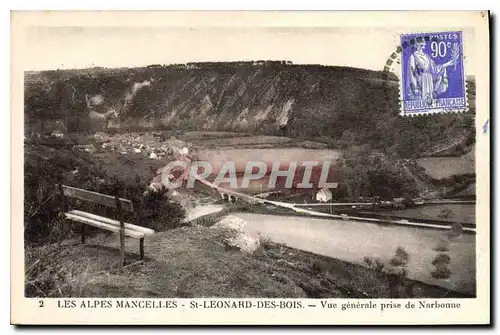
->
400, 31, 466, 116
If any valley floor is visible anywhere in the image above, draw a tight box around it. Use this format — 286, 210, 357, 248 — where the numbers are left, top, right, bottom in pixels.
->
236, 212, 476, 296
23, 131, 477, 299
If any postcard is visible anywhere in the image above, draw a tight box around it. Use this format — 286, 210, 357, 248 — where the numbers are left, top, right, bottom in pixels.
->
11, 10, 490, 325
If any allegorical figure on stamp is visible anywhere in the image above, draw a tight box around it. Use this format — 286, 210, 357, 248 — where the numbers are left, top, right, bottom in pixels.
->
407, 38, 460, 102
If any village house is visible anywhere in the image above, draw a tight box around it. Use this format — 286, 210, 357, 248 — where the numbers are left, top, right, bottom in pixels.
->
316, 188, 333, 203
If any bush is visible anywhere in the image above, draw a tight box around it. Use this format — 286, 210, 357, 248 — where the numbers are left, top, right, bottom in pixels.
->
405, 282, 424, 298
386, 265, 409, 298
432, 253, 451, 265
24, 156, 74, 245
438, 208, 454, 220
363, 256, 385, 272
433, 239, 450, 252
389, 246, 410, 266
24, 145, 186, 245
341, 145, 419, 200
431, 253, 452, 279
378, 215, 393, 226
309, 259, 328, 276
137, 188, 186, 231
448, 222, 464, 238
431, 264, 451, 279
233, 203, 251, 212
25, 246, 91, 298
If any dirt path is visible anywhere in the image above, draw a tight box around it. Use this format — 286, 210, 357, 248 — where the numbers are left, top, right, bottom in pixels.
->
184, 204, 224, 222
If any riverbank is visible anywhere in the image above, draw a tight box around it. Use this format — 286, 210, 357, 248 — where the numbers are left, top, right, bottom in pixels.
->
235, 212, 476, 296
26, 224, 470, 298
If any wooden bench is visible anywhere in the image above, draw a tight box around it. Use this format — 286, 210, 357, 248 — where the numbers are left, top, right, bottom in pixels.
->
56, 184, 155, 267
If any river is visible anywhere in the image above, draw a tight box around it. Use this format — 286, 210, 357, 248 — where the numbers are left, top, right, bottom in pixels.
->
234, 212, 476, 295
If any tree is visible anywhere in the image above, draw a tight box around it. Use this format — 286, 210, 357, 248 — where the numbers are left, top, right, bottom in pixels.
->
448, 222, 464, 238
338, 129, 356, 149
341, 145, 418, 200
342, 144, 372, 199
431, 254, 452, 279
438, 208, 454, 220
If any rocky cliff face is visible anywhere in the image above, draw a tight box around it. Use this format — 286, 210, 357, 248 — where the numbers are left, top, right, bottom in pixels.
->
24, 62, 475, 156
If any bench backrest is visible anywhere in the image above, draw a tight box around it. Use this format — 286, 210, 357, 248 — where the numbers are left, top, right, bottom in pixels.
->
57, 184, 134, 212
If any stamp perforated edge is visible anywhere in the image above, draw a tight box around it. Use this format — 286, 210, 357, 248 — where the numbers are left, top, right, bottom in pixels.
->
383, 30, 470, 117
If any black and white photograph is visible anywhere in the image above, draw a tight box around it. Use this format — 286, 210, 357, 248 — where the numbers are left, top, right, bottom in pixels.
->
11, 10, 490, 325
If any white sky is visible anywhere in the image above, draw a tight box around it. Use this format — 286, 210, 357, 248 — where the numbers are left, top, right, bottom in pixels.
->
23, 25, 476, 74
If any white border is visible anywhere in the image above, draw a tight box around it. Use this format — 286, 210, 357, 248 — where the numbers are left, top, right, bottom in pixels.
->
4, 3, 496, 333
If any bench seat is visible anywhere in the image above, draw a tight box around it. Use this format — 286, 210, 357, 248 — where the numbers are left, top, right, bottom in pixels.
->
57, 184, 153, 265
65, 212, 146, 239
68, 210, 155, 236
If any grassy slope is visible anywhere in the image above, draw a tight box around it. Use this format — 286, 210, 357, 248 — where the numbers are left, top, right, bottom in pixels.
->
26, 224, 469, 299
416, 156, 475, 180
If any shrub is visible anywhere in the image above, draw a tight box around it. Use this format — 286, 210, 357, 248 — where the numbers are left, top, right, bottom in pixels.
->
25, 246, 91, 298
378, 215, 393, 226
405, 282, 424, 298
431, 253, 452, 279
363, 256, 385, 272
431, 264, 451, 279
24, 145, 186, 245
137, 188, 186, 231
389, 246, 410, 266
433, 239, 450, 252
234, 203, 250, 212
386, 265, 409, 298
448, 222, 464, 238
432, 253, 451, 265
438, 208, 454, 220
309, 259, 328, 276
24, 157, 72, 245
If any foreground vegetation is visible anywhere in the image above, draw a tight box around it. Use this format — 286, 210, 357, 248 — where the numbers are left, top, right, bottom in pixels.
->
24, 139, 185, 246
25, 224, 469, 298
23, 61, 476, 299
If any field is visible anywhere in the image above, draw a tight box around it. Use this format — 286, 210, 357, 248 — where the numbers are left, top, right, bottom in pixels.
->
190, 135, 293, 148
92, 151, 167, 182
178, 131, 330, 150
194, 147, 342, 194
179, 131, 252, 141
198, 147, 341, 171
416, 156, 475, 180
380, 204, 476, 225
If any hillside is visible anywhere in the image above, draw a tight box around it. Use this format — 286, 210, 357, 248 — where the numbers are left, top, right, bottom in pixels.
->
25, 223, 469, 298
24, 62, 476, 158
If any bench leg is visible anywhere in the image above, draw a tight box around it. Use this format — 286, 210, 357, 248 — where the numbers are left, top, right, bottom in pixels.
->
81, 223, 85, 244
139, 238, 144, 259
119, 230, 125, 267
